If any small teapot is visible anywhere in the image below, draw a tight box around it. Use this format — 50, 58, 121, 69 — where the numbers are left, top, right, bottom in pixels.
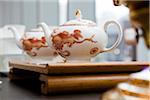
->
38, 9, 123, 62
8, 26, 65, 64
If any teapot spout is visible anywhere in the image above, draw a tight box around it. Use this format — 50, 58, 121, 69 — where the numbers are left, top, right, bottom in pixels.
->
8, 27, 23, 49
37, 22, 52, 47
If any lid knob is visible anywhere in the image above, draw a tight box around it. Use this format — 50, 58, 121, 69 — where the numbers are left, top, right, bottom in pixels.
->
75, 9, 82, 20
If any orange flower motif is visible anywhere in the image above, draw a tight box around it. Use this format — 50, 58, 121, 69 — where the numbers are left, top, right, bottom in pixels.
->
51, 29, 97, 57
90, 47, 99, 55
72, 29, 83, 40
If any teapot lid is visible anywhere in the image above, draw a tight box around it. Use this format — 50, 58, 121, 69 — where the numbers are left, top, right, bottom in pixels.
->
62, 9, 96, 26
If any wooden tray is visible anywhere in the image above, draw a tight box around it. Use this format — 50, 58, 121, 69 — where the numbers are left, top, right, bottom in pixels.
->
9, 59, 150, 75
9, 68, 129, 95
9, 67, 130, 94
39, 74, 129, 94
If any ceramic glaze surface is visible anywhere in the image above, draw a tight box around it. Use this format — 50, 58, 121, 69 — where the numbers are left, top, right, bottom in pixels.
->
22, 32, 47, 56
9, 9, 123, 63
8, 27, 59, 64
51, 26, 108, 61
38, 9, 123, 62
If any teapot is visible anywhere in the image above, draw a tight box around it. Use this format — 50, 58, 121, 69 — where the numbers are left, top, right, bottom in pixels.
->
38, 9, 123, 62
8, 26, 65, 64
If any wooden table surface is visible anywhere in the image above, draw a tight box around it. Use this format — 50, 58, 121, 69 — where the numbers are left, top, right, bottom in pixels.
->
0, 77, 103, 100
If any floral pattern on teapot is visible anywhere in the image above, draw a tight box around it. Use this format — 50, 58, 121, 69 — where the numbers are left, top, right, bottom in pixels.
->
51, 29, 98, 57
8, 9, 123, 63
21, 36, 48, 56
38, 9, 123, 62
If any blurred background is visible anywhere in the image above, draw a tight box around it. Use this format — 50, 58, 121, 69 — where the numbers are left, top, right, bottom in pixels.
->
0, 0, 149, 72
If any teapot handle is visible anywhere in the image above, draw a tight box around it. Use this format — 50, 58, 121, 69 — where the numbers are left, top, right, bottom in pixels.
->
102, 20, 123, 52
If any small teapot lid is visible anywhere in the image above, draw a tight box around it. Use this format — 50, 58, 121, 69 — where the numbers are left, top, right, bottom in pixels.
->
62, 9, 96, 26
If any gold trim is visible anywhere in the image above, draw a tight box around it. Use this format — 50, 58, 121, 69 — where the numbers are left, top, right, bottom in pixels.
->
75, 9, 81, 18
129, 78, 150, 88
119, 88, 149, 99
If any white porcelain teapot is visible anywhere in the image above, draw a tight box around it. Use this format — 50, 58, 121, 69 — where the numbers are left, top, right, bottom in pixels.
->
8, 26, 65, 64
38, 9, 123, 62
